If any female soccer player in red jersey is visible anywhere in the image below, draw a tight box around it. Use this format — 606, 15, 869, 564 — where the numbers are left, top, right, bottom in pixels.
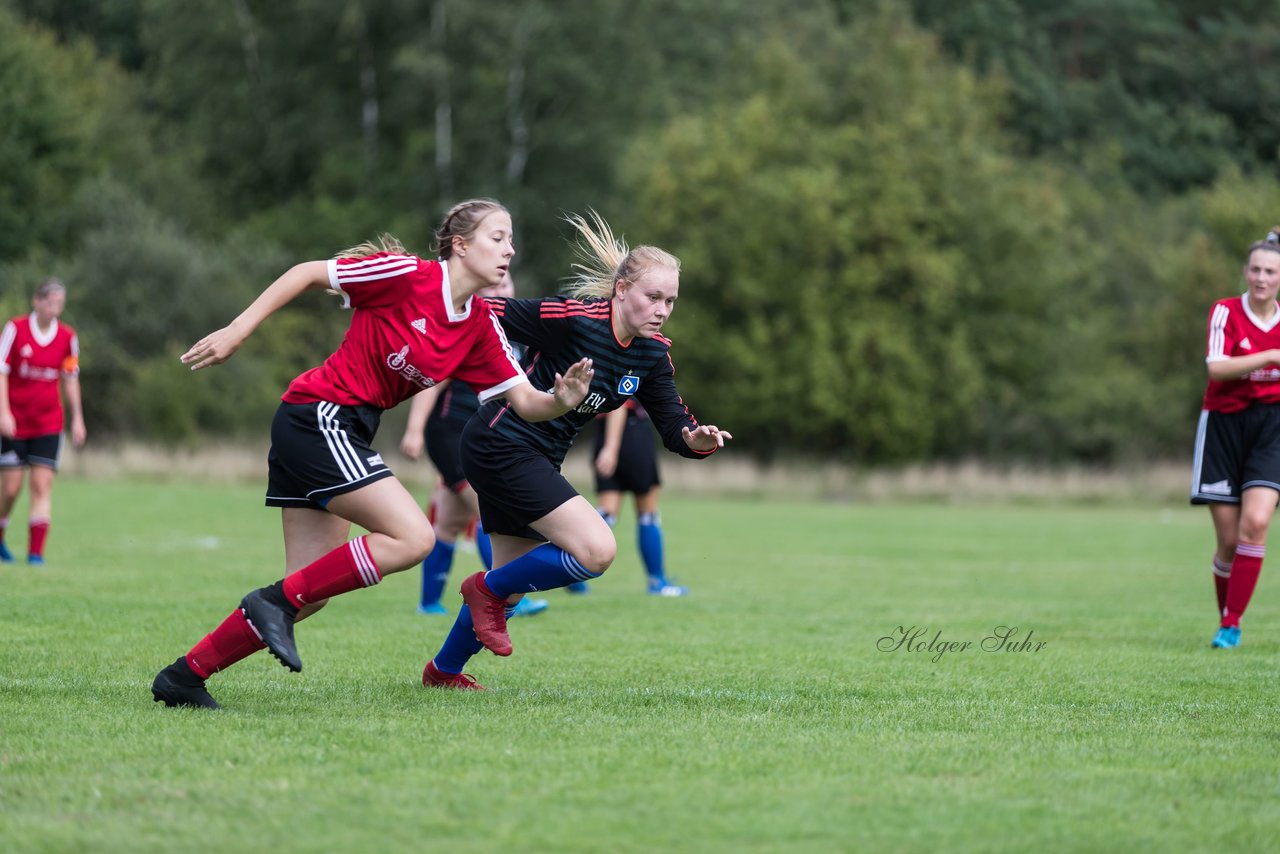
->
151, 199, 593, 708
421, 212, 730, 689
0, 278, 86, 565
1190, 226, 1280, 649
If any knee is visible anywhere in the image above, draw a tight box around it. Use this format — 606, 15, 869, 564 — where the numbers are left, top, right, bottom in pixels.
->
405, 524, 437, 565
1239, 514, 1272, 544
576, 538, 616, 575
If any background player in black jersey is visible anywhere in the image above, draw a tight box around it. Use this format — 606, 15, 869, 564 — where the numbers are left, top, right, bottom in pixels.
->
400, 273, 548, 618
594, 401, 686, 596
564, 401, 687, 597
422, 212, 730, 689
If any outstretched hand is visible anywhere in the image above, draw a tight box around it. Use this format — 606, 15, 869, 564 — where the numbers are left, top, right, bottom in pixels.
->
553, 358, 594, 411
181, 325, 246, 371
682, 424, 732, 452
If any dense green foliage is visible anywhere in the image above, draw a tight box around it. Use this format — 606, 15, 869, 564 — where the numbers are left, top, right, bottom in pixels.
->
2, 483, 1276, 850
2, 0, 1277, 461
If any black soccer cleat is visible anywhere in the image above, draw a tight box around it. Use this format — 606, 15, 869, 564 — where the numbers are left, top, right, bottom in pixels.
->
240, 584, 302, 673
151, 656, 220, 709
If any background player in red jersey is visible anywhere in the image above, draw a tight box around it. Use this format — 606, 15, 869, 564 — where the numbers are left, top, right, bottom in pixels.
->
421, 212, 730, 689
0, 277, 86, 566
151, 199, 593, 709
1190, 226, 1280, 649
399, 272, 548, 618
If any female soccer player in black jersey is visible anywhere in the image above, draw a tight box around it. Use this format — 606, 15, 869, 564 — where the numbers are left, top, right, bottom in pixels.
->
422, 212, 730, 688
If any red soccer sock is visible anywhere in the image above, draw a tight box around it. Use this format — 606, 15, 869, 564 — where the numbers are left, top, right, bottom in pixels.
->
28, 517, 49, 557
1212, 556, 1232, 614
1223, 543, 1264, 628
281, 536, 383, 608
185, 608, 266, 679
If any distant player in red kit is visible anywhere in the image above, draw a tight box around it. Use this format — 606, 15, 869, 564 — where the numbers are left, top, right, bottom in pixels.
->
0, 277, 87, 565
150, 199, 593, 709
1190, 226, 1280, 649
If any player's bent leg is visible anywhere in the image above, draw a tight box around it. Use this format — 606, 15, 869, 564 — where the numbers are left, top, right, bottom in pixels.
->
247, 479, 432, 673
462, 501, 614, 655
528, 496, 617, 575
326, 477, 436, 572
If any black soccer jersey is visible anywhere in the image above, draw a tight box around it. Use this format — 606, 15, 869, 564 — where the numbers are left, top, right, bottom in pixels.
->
474, 297, 712, 467
429, 343, 524, 430
430, 381, 481, 428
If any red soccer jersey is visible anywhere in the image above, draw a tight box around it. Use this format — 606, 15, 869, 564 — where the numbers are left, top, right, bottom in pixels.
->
0, 313, 80, 438
281, 254, 527, 410
1202, 295, 1280, 413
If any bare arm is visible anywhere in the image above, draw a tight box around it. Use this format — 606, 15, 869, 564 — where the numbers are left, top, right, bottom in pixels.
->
595, 406, 628, 477
1206, 349, 1280, 382
399, 381, 448, 460
62, 374, 86, 447
181, 260, 332, 371
501, 358, 594, 422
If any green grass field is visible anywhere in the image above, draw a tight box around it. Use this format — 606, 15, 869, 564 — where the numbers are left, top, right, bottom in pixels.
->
1, 479, 1277, 852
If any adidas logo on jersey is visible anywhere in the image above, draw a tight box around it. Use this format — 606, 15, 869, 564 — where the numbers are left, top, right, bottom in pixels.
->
412, 318, 427, 334
1241, 337, 1253, 350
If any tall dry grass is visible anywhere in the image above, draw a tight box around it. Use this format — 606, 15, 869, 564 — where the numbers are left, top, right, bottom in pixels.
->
58, 441, 1192, 504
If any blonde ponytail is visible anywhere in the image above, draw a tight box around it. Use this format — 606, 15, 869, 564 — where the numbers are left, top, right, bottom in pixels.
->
334, 233, 407, 260
562, 210, 680, 300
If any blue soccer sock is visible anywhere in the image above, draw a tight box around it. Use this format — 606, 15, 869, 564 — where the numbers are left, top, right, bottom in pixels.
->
419, 540, 456, 607
433, 600, 521, 674
475, 522, 494, 571
597, 507, 617, 528
638, 512, 666, 584
483, 542, 601, 598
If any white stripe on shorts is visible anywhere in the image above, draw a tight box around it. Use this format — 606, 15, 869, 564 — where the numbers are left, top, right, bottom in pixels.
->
316, 402, 367, 484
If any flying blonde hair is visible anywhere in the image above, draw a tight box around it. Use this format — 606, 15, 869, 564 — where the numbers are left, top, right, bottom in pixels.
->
562, 210, 680, 300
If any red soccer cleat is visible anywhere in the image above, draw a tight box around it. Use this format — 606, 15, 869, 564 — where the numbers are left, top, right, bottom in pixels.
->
422, 659, 486, 690
460, 571, 513, 656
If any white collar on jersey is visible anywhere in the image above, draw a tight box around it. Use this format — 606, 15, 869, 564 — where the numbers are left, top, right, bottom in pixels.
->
28, 312, 58, 347
440, 259, 472, 323
1241, 293, 1280, 333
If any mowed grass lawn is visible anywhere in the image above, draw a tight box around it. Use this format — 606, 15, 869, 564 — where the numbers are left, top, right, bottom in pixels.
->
1, 478, 1277, 852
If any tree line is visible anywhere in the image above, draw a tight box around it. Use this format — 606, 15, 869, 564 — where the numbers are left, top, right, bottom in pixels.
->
2, 0, 1277, 463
